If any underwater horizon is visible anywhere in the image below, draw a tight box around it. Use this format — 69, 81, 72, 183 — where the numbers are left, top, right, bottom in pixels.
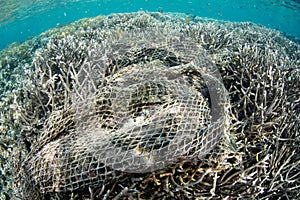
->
0, 0, 300, 50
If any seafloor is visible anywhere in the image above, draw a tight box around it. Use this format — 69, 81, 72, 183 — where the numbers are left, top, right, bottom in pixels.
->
0, 11, 299, 199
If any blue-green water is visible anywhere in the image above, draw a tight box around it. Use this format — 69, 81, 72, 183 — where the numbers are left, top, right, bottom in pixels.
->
0, 0, 300, 50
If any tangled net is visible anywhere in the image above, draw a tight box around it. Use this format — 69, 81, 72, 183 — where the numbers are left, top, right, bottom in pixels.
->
17, 29, 228, 198
0, 12, 299, 199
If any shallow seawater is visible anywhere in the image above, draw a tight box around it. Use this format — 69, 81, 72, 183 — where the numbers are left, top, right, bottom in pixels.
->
0, 1, 300, 200
0, 0, 300, 50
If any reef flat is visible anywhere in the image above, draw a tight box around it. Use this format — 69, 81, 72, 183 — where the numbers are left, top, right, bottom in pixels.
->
0, 12, 299, 199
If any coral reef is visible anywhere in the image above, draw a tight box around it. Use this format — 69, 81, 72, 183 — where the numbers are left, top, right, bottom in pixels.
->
0, 12, 299, 199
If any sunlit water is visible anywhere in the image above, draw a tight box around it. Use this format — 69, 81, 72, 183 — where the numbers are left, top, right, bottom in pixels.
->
0, 0, 299, 50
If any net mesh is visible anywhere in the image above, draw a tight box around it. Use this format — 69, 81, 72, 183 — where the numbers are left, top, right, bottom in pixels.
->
18, 29, 228, 196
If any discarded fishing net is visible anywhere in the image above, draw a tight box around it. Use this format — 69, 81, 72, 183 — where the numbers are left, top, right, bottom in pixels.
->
0, 12, 299, 199
15, 28, 228, 198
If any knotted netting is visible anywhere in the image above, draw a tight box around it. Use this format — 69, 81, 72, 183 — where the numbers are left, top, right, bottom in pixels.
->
16, 28, 228, 197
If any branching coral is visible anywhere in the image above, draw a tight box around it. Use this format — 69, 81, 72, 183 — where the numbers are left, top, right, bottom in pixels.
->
0, 12, 299, 199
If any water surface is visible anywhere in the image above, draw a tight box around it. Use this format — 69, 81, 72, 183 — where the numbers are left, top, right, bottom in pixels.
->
0, 0, 299, 50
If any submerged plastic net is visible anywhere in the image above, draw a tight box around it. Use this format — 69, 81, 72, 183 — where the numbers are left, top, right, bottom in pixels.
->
18, 29, 228, 197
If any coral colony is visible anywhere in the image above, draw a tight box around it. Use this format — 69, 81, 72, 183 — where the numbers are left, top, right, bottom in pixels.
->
0, 12, 299, 199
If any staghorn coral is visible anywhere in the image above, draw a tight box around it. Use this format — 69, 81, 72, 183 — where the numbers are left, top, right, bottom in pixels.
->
0, 12, 299, 199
